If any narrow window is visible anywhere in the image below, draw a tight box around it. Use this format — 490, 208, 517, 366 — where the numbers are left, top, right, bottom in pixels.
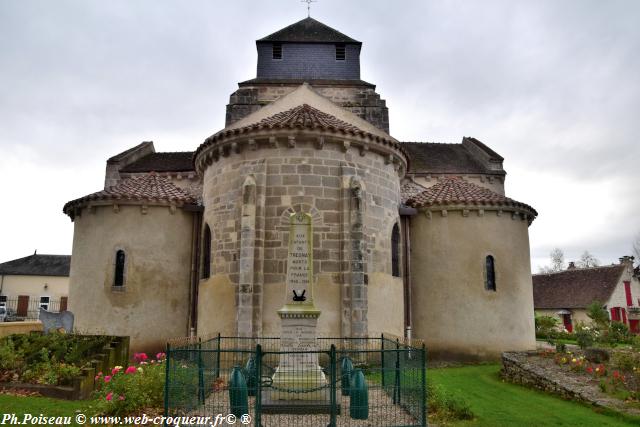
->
485, 255, 496, 291
202, 224, 211, 279
391, 223, 400, 277
0, 295, 6, 309
272, 43, 282, 60
625, 281, 632, 306
335, 43, 346, 61
114, 250, 126, 287
39, 296, 50, 311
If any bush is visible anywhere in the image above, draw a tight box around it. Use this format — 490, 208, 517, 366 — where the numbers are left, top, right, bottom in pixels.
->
612, 351, 640, 372
93, 352, 166, 416
608, 322, 632, 344
535, 315, 558, 337
427, 377, 474, 422
574, 323, 598, 349
586, 301, 609, 329
585, 348, 610, 364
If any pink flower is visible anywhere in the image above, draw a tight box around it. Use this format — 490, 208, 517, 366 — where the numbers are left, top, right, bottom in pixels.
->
106, 392, 113, 401
125, 366, 137, 374
134, 353, 148, 363
104, 375, 112, 383
111, 367, 121, 376
94, 375, 100, 381
118, 395, 125, 401
156, 352, 166, 360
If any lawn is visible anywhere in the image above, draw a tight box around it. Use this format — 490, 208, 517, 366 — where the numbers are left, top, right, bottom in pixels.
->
429, 364, 640, 426
0, 394, 94, 426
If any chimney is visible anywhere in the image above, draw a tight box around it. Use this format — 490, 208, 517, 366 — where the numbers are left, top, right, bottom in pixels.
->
619, 256, 635, 267
568, 261, 576, 270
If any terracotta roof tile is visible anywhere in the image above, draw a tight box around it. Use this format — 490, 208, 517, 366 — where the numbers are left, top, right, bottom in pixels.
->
400, 180, 428, 203
255, 104, 362, 132
63, 173, 196, 218
405, 177, 537, 215
533, 265, 626, 309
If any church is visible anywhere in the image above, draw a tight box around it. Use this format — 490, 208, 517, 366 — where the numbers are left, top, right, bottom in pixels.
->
63, 17, 538, 361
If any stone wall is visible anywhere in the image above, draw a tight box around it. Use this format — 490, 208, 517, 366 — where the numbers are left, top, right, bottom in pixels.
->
501, 351, 592, 403
197, 135, 404, 339
68, 205, 193, 353
226, 82, 389, 133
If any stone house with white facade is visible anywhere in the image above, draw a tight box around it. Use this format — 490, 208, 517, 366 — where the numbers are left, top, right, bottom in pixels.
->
63, 17, 538, 360
533, 256, 640, 333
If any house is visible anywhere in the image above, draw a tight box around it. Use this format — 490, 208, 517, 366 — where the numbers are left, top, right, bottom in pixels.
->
62, 17, 538, 359
0, 253, 71, 319
533, 256, 640, 332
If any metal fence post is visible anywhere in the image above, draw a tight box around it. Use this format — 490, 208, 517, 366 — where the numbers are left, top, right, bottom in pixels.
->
329, 344, 337, 427
215, 332, 221, 379
421, 343, 427, 427
380, 333, 385, 388
198, 338, 205, 405
163, 343, 171, 427
255, 344, 262, 427
394, 338, 401, 405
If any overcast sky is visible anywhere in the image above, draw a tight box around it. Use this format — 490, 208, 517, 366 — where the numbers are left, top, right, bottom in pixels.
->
1, 0, 638, 271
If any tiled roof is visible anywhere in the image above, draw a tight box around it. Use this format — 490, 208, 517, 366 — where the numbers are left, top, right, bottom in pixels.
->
0, 254, 70, 277
533, 265, 626, 309
258, 17, 360, 44
402, 142, 501, 175
120, 152, 194, 173
400, 180, 428, 203
63, 173, 197, 218
256, 104, 362, 132
405, 177, 537, 215
239, 78, 375, 88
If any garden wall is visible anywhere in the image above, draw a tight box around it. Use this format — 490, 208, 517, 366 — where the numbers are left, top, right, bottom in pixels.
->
501, 351, 592, 403
0, 321, 42, 337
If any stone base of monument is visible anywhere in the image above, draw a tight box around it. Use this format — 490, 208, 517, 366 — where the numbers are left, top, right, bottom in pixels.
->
261, 369, 339, 415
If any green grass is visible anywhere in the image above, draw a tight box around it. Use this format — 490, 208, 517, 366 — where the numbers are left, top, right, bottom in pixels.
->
429, 364, 640, 426
0, 394, 94, 426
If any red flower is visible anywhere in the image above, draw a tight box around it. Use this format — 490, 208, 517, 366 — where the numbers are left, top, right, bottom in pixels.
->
156, 352, 166, 360
104, 375, 112, 383
586, 366, 594, 374
106, 392, 113, 401
125, 366, 137, 374
134, 353, 148, 363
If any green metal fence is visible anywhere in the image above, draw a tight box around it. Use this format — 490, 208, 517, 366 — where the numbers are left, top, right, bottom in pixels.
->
164, 334, 427, 426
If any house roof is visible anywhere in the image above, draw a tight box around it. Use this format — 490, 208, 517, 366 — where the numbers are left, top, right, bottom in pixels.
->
120, 152, 194, 173
254, 103, 363, 133
401, 142, 503, 175
533, 265, 626, 309
400, 180, 428, 203
0, 254, 70, 277
257, 17, 360, 44
405, 177, 537, 215
63, 172, 197, 218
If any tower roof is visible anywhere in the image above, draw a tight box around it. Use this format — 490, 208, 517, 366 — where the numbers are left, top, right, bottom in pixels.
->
257, 17, 360, 44
0, 254, 70, 277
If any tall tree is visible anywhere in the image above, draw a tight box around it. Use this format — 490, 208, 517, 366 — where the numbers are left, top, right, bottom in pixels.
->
578, 251, 599, 268
538, 248, 566, 273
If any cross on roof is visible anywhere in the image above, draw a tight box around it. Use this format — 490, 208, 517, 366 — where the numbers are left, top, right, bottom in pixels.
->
301, 0, 316, 17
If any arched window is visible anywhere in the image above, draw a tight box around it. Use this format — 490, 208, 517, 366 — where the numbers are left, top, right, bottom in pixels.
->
202, 224, 211, 279
485, 255, 496, 291
391, 223, 400, 277
114, 250, 125, 287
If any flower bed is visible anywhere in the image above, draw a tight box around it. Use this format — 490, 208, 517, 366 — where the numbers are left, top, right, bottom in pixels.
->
0, 332, 129, 400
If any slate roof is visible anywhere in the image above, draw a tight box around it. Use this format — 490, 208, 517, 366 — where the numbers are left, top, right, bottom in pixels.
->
405, 177, 537, 215
63, 173, 197, 218
533, 265, 626, 309
402, 142, 502, 175
239, 78, 375, 88
0, 254, 70, 277
120, 152, 194, 173
258, 17, 360, 44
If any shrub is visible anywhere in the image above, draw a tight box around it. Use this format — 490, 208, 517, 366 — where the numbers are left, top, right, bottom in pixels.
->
0, 337, 24, 371
575, 323, 598, 349
586, 301, 609, 329
427, 378, 474, 422
535, 315, 558, 337
93, 353, 166, 416
612, 351, 640, 372
608, 322, 632, 344
585, 348, 610, 364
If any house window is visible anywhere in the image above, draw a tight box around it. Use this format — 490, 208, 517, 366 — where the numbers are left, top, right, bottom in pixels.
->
202, 224, 211, 279
485, 255, 496, 291
0, 295, 6, 308
114, 250, 126, 287
391, 223, 400, 277
272, 43, 282, 59
335, 43, 346, 60
39, 296, 50, 311
625, 281, 632, 306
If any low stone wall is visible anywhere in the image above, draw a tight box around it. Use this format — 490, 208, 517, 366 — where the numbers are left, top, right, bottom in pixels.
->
501, 351, 591, 403
0, 320, 43, 337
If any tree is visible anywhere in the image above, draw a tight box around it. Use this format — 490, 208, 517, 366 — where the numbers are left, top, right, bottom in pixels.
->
538, 248, 566, 273
586, 300, 609, 330
577, 251, 599, 268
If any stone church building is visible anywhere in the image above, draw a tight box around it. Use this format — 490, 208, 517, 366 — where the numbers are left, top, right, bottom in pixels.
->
63, 17, 538, 360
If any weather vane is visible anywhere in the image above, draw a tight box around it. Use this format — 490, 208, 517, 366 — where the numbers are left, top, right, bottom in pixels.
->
301, 0, 316, 17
